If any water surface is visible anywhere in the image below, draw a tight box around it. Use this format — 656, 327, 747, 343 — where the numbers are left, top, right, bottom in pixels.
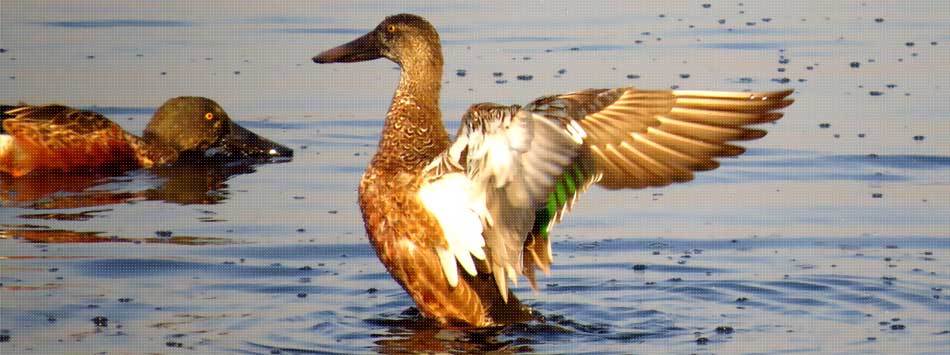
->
1, 1, 948, 354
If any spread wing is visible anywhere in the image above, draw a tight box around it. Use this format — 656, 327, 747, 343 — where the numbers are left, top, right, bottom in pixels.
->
529, 88, 793, 189
1, 105, 139, 176
419, 87, 794, 300
420, 102, 582, 300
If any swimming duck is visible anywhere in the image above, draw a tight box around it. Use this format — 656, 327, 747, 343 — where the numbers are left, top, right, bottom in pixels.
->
0, 97, 292, 177
313, 14, 793, 327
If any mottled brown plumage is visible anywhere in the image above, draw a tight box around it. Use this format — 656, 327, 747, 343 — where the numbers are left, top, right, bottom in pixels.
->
358, 168, 534, 326
319, 14, 535, 326
313, 13, 793, 327
1, 105, 148, 176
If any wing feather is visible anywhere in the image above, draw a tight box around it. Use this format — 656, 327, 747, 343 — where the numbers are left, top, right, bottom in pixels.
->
422, 103, 581, 300
420, 87, 793, 298
417, 173, 487, 287
550, 88, 794, 189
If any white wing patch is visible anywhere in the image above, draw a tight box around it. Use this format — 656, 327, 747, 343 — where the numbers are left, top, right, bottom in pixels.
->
422, 107, 583, 298
417, 173, 488, 287
0, 135, 13, 158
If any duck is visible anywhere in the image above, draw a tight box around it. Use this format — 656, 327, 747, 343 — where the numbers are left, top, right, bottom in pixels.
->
313, 13, 793, 327
0, 96, 293, 177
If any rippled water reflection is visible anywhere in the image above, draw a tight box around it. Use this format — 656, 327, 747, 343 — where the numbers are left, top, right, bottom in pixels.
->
2, 1, 949, 354
2, 237, 946, 354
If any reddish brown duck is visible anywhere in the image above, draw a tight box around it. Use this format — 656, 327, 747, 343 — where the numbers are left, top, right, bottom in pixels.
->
313, 13, 793, 327
0, 97, 292, 177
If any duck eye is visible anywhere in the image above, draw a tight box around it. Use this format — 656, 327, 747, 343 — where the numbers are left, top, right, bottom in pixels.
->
387, 24, 397, 33
205, 112, 214, 121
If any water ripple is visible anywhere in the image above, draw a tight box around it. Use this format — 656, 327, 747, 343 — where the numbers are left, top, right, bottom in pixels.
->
40, 20, 192, 28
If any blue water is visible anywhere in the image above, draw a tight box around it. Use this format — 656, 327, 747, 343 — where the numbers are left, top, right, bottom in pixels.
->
41, 20, 193, 28
2, 1, 949, 354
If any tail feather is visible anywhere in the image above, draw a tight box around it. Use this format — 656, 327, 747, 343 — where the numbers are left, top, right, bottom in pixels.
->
522, 231, 552, 291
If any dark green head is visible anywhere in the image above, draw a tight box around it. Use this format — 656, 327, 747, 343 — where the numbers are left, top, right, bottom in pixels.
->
142, 97, 292, 161
313, 14, 441, 69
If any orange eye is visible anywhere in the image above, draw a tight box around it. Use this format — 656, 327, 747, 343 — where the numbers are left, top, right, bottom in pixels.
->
205, 112, 214, 120
387, 24, 396, 33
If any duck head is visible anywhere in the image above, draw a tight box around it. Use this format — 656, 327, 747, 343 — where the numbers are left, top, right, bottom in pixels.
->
313, 13, 442, 71
142, 97, 293, 162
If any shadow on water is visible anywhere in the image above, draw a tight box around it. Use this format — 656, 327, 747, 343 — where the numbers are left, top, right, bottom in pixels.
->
1, 158, 290, 210
352, 308, 680, 355
248, 307, 676, 354
0, 228, 233, 244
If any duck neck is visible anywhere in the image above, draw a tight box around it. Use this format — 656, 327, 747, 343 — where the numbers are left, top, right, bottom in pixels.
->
371, 57, 450, 174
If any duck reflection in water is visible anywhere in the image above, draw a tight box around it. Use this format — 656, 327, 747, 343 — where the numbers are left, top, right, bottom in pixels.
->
2, 156, 287, 208
365, 310, 526, 355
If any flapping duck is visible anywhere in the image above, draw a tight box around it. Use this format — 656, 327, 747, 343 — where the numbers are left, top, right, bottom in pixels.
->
313, 14, 793, 326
